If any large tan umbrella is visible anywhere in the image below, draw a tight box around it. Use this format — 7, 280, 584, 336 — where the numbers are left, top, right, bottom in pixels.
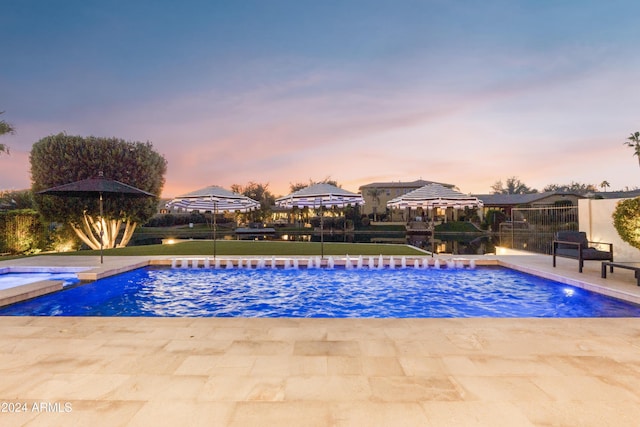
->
275, 183, 364, 258
165, 185, 260, 258
387, 183, 483, 255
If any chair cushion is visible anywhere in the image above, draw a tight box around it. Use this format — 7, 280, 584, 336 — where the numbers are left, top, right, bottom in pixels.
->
556, 231, 588, 250
581, 248, 613, 260
555, 248, 580, 258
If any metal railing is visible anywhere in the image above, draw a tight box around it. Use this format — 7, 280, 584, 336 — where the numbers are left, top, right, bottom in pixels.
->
499, 205, 579, 254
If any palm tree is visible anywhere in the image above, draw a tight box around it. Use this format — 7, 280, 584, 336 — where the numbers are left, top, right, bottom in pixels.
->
624, 131, 640, 166
599, 180, 610, 192
0, 111, 15, 155
366, 188, 382, 222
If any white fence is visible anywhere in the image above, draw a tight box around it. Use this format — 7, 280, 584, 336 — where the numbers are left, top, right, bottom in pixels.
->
498, 199, 639, 261
499, 206, 578, 255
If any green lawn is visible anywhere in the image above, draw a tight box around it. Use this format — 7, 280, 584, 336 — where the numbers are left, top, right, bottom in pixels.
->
58, 240, 426, 257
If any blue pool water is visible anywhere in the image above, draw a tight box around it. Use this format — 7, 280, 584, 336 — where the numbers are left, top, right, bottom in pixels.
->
1, 266, 639, 318
0, 267, 640, 318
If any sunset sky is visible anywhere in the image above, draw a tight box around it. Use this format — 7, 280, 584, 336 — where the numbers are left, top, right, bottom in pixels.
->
2, 0, 640, 198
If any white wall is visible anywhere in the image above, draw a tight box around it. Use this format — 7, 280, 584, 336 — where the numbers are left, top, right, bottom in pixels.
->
579, 198, 640, 262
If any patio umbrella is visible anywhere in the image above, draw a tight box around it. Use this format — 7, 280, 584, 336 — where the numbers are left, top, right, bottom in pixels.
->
37, 172, 156, 264
275, 183, 364, 258
165, 185, 260, 258
387, 183, 483, 255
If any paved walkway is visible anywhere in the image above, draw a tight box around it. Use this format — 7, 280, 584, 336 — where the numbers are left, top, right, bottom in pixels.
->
1, 254, 640, 426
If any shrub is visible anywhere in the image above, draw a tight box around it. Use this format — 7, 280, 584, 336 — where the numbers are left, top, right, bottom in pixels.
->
47, 223, 81, 252
484, 209, 507, 232
612, 197, 640, 249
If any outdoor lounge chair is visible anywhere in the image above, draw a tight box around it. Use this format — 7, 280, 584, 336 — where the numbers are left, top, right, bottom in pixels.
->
552, 231, 613, 273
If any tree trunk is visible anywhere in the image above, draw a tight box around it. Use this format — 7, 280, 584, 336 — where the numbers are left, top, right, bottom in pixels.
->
70, 213, 136, 250
118, 220, 137, 248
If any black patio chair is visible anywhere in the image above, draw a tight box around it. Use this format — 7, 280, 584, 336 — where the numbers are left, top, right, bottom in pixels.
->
552, 231, 613, 273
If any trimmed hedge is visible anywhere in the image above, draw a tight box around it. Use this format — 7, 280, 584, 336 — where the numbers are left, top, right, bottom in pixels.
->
0, 209, 45, 254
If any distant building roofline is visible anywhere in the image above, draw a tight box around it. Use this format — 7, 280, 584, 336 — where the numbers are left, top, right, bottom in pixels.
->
473, 191, 586, 206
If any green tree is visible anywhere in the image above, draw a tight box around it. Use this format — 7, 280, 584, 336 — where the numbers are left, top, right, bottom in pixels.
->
600, 180, 610, 192
0, 190, 35, 210
31, 134, 167, 249
491, 177, 537, 194
624, 131, 640, 166
543, 182, 597, 194
230, 181, 275, 222
0, 111, 15, 155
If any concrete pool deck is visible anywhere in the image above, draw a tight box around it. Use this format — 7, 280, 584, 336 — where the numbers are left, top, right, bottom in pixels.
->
1, 254, 640, 426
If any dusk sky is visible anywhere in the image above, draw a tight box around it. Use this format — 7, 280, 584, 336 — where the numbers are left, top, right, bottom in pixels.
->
2, 0, 640, 198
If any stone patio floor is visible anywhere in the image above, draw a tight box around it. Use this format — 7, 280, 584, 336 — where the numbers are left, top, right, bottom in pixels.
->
1, 253, 640, 426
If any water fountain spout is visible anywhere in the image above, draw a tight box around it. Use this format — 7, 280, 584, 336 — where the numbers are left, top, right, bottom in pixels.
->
357, 256, 363, 269
328, 256, 335, 269
434, 259, 441, 269
378, 254, 384, 269
345, 255, 352, 269
401, 257, 407, 269
389, 256, 395, 269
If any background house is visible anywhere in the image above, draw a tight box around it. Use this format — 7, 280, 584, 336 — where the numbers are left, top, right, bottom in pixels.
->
359, 179, 455, 220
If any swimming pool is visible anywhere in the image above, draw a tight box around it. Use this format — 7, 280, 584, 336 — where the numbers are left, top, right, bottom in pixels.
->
1, 266, 639, 317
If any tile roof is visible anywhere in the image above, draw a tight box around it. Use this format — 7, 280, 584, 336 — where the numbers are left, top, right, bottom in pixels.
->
473, 191, 583, 206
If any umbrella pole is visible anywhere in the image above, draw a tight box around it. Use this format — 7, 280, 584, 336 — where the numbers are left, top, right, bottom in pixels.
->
213, 203, 217, 259
320, 206, 324, 259
99, 192, 104, 264
430, 206, 435, 257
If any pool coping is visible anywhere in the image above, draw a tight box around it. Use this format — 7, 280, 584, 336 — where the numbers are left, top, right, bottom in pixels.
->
2, 254, 640, 309
0, 280, 63, 307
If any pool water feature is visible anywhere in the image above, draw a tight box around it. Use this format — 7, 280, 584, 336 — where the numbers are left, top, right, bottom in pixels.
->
1, 266, 639, 318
